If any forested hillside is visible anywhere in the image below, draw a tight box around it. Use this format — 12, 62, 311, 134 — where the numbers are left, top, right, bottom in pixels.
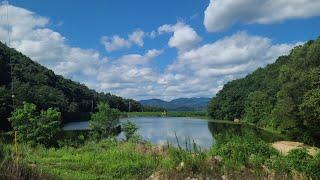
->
208, 38, 320, 144
0, 42, 142, 130
140, 97, 210, 111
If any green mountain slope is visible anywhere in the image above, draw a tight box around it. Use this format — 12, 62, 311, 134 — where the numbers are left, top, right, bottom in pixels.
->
140, 97, 210, 111
0, 42, 142, 130
208, 38, 320, 144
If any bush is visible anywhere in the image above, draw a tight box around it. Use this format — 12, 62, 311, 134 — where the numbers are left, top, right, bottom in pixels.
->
122, 121, 139, 141
309, 152, 320, 178
168, 148, 207, 173
210, 132, 279, 169
284, 148, 320, 178
9, 102, 61, 147
89, 102, 121, 140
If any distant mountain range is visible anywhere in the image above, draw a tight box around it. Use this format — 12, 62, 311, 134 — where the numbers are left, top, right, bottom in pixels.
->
139, 97, 211, 111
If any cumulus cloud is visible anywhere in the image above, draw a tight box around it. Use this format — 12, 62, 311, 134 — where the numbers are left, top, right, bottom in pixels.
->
0, 3, 162, 99
158, 31, 300, 99
0, 3, 301, 100
93, 49, 163, 99
0, 3, 108, 80
101, 29, 145, 52
204, 0, 320, 32
158, 22, 201, 51
116, 49, 163, 65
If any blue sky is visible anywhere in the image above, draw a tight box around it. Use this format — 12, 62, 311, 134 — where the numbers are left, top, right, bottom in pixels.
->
1, 0, 320, 100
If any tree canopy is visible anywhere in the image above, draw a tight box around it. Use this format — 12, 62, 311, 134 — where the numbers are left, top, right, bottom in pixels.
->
208, 38, 320, 144
9, 102, 61, 147
0, 42, 142, 130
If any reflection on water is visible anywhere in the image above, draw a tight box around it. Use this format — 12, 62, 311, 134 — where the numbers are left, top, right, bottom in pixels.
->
63, 117, 283, 149
120, 117, 214, 149
208, 122, 283, 143
63, 121, 89, 131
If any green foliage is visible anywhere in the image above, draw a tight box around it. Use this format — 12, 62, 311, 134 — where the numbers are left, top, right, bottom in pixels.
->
309, 152, 320, 178
284, 148, 312, 173
208, 38, 320, 144
271, 88, 298, 129
284, 148, 320, 178
168, 148, 207, 172
9, 102, 61, 147
142, 105, 166, 112
89, 102, 121, 140
209, 131, 279, 169
299, 88, 320, 127
127, 111, 207, 118
244, 91, 272, 125
21, 140, 160, 179
0, 41, 142, 130
0, 86, 12, 129
122, 121, 139, 141
209, 131, 319, 178
3, 134, 319, 179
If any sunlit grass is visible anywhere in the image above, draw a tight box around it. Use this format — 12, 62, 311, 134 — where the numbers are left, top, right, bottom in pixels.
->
22, 140, 160, 179
2, 132, 319, 179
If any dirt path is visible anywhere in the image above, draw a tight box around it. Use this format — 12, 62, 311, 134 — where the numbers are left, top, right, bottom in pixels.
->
272, 141, 319, 156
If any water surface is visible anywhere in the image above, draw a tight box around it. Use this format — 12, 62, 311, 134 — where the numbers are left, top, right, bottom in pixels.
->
63, 117, 215, 149
120, 117, 214, 149
63, 117, 282, 149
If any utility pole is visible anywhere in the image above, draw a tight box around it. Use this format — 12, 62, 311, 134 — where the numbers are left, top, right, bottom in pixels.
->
91, 99, 94, 112
128, 101, 131, 112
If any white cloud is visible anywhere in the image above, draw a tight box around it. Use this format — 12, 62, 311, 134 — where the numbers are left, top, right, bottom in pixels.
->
158, 22, 201, 51
149, 30, 157, 39
101, 29, 145, 52
128, 30, 144, 46
0, 4, 301, 100
0, 4, 107, 79
158, 31, 300, 99
0, 3, 162, 99
94, 50, 163, 99
116, 49, 163, 65
204, 0, 320, 32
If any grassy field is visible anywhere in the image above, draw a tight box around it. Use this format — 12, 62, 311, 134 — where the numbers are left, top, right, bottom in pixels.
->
1, 132, 320, 179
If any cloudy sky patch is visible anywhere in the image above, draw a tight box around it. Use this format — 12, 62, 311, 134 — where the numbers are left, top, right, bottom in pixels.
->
0, 1, 318, 100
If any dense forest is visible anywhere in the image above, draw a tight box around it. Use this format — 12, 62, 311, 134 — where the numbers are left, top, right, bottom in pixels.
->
0, 42, 142, 130
208, 38, 320, 144
140, 97, 210, 111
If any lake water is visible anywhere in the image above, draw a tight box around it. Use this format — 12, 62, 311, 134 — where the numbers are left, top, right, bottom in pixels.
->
63, 121, 89, 131
63, 117, 214, 149
63, 117, 282, 149
120, 117, 214, 149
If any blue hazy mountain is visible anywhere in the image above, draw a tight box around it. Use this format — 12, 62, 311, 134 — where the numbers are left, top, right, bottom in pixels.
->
139, 97, 210, 111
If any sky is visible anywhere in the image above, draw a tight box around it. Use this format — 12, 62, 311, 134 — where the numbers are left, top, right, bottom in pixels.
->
0, 0, 319, 100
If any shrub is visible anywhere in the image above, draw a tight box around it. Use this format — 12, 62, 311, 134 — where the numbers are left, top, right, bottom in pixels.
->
210, 132, 279, 169
168, 148, 207, 173
89, 102, 121, 140
9, 102, 61, 147
309, 152, 320, 178
122, 121, 139, 141
284, 148, 318, 177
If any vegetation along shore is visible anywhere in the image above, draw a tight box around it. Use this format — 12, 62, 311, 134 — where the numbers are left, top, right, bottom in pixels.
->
1, 26, 320, 179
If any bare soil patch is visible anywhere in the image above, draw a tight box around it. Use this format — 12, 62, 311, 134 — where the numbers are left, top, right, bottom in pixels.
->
272, 141, 319, 156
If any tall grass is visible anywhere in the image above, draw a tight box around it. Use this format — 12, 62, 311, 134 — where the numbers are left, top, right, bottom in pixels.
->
21, 140, 160, 179
1, 130, 319, 179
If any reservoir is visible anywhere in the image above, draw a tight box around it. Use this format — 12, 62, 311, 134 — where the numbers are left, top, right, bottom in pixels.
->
63, 117, 214, 149
63, 117, 281, 149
